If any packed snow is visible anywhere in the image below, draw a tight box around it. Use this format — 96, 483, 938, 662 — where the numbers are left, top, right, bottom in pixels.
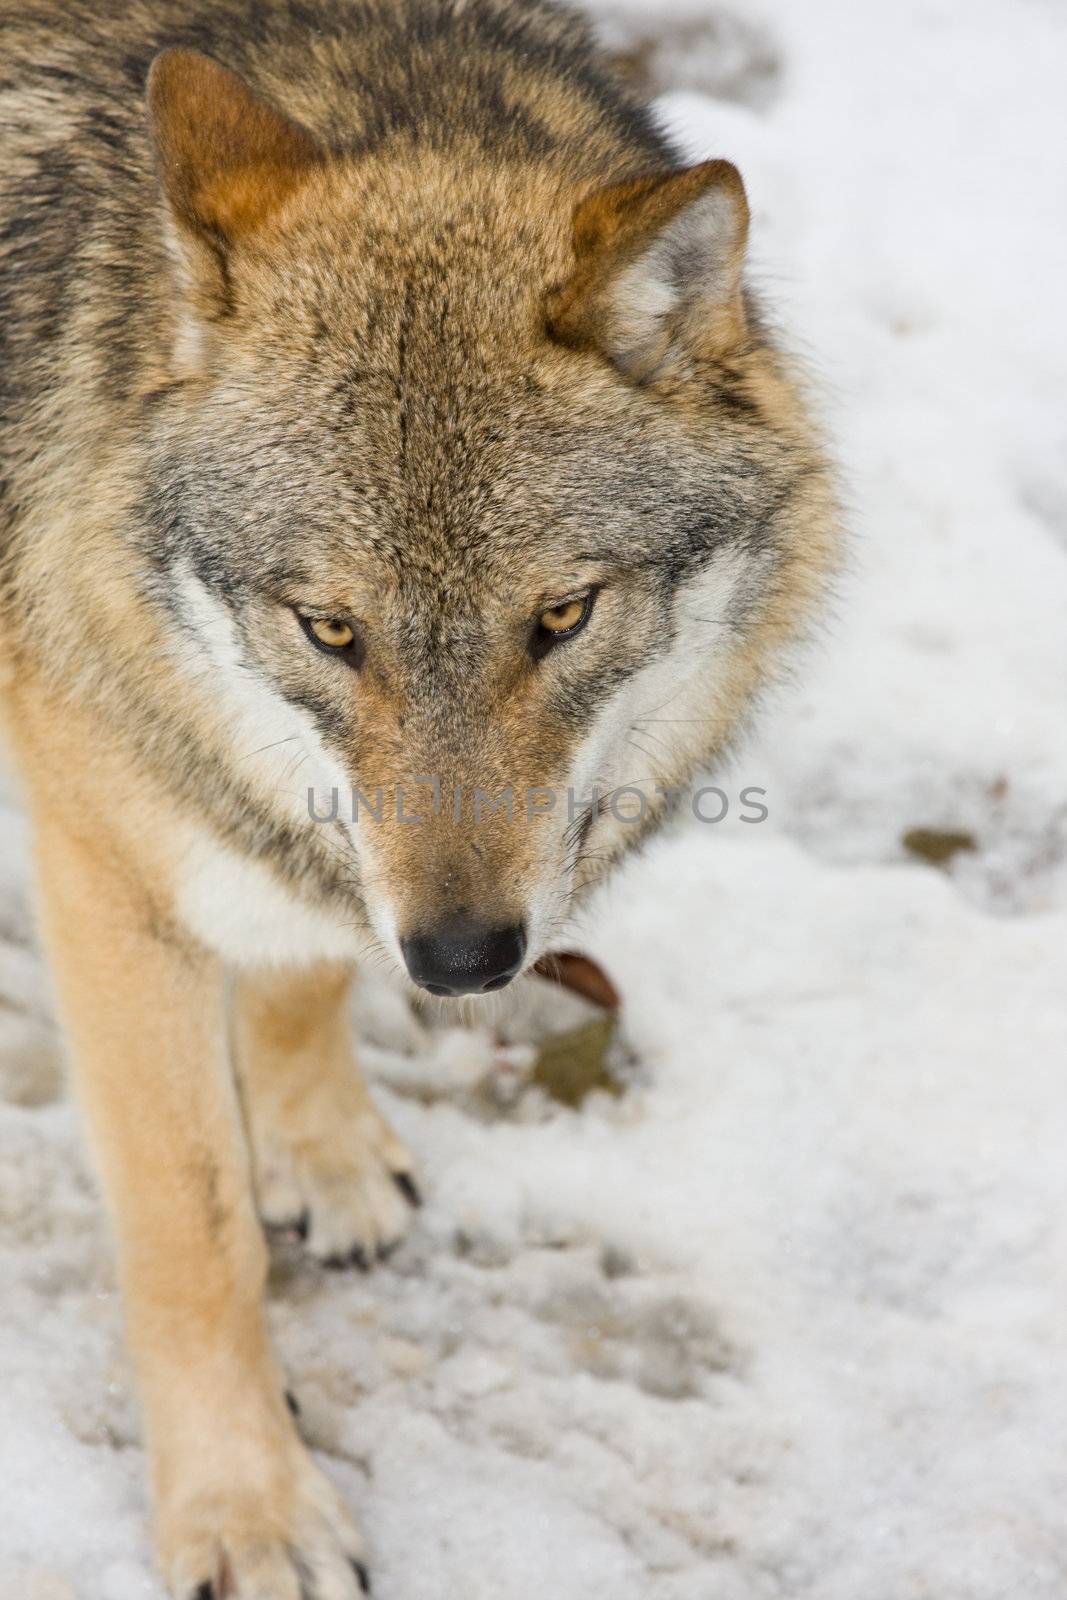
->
2, 0, 1066, 1595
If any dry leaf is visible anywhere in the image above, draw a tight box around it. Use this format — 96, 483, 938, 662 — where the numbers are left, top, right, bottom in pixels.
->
531, 1017, 621, 1108
902, 827, 977, 867
533, 950, 621, 1011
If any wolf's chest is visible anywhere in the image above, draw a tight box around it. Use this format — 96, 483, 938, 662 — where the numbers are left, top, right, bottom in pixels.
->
175, 831, 363, 970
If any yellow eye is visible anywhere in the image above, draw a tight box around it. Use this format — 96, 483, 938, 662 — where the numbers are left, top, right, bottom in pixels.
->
298, 612, 365, 666
531, 591, 595, 659
309, 617, 354, 649
539, 598, 586, 635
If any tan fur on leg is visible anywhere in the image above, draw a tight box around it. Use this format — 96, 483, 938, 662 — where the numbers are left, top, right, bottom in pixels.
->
235, 963, 418, 1268
33, 813, 366, 1598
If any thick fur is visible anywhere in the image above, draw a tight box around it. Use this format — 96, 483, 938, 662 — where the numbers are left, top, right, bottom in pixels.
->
0, 1, 841, 1593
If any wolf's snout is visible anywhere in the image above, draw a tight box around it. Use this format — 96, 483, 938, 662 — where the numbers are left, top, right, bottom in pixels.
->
401, 915, 526, 997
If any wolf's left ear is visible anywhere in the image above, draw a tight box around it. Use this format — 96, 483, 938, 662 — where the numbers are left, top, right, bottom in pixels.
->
547, 160, 749, 380
146, 48, 324, 316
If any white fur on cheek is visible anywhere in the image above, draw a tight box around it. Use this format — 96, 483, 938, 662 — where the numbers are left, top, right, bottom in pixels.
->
567, 548, 756, 838
167, 568, 370, 964
510, 551, 755, 952
170, 566, 354, 832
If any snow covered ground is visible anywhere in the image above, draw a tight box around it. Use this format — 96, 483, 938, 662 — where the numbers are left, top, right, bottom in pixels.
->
2, 0, 1067, 1595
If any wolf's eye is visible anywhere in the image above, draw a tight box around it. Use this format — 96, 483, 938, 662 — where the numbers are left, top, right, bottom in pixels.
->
541, 599, 585, 633
531, 591, 595, 658
310, 618, 354, 649
299, 613, 364, 666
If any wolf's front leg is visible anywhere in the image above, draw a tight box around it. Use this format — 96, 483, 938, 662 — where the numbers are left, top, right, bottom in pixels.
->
235, 962, 419, 1268
33, 818, 369, 1599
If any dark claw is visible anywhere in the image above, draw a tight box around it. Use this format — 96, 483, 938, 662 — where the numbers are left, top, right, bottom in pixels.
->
393, 1172, 422, 1208
322, 1246, 369, 1271
266, 1209, 309, 1241
285, 1388, 301, 1417
351, 1558, 371, 1593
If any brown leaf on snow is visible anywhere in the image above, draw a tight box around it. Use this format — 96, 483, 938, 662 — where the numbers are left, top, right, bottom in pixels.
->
533, 950, 621, 1011
902, 827, 978, 867
530, 1016, 622, 1109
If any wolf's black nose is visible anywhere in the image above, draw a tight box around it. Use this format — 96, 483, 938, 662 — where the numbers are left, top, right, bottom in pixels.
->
401, 916, 526, 997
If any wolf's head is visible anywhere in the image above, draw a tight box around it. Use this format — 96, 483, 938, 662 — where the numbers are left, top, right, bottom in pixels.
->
140, 49, 838, 994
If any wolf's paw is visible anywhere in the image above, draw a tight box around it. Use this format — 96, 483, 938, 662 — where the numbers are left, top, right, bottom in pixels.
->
255, 1100, 420, 1268
165, 1445, 370, 1599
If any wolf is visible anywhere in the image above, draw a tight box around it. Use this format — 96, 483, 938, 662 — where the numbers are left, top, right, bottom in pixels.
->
0, 0, 839, 1591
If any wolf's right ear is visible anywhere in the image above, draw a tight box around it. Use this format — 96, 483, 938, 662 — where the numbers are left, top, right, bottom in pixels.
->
547, 160, 749, 382
146, 49, 324, 328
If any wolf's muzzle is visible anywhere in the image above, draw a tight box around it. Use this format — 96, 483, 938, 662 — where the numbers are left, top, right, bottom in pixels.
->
401, 915, 526, 997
